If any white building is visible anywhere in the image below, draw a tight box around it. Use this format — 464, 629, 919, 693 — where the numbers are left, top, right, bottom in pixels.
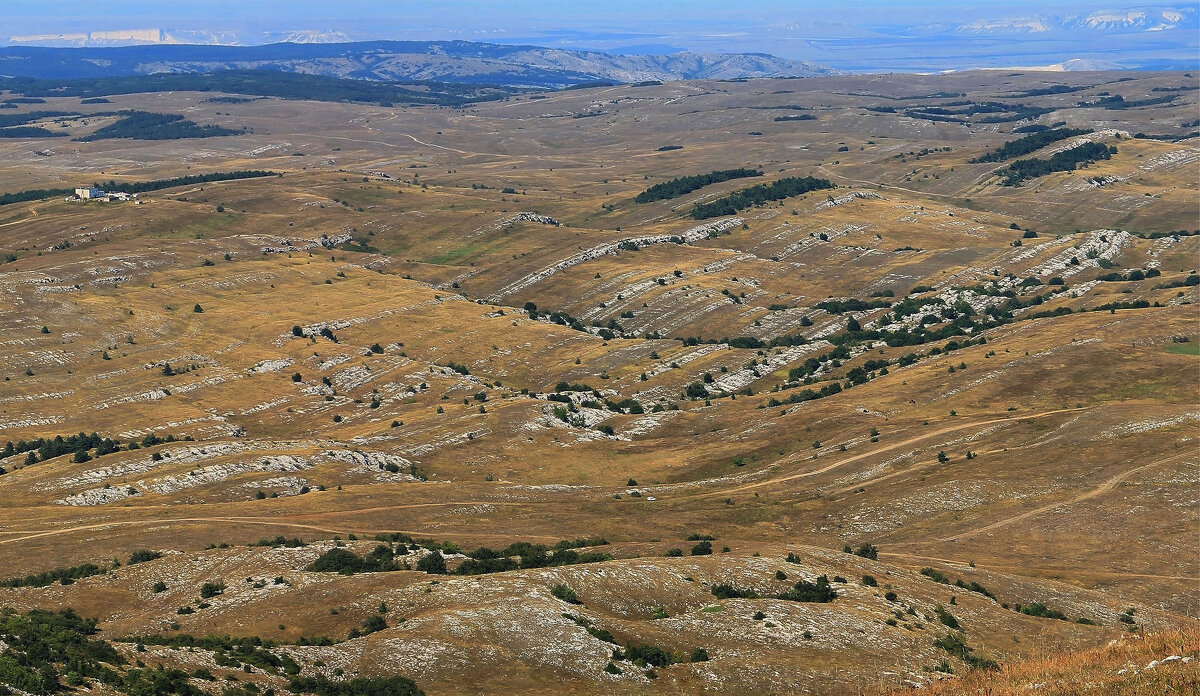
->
75, 187, 103, 199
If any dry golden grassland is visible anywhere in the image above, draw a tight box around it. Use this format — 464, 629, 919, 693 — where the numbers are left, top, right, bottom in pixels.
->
0, 70, 1196, 694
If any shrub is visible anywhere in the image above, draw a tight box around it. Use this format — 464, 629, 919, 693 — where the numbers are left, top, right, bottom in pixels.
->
777, 575, 837, 603
128, 550, 162, 565
286, 675, 424, 695
853, 543, 878, 560
308, 547, 399, 575
251, 536, 306, 548
199, 581, 226, 598
936, 606, 960, 629
933, 632, 997, 670
920, 567, 951, 584
551, 584, 581, 604
953, 578, 995, 599
1017, 602, 1068, 621
862, 574, 878, 587
360, 614, 387, 634
415, 550, 447, 575
690, 540, 713, 556
690, 647, 710, 662
711, 583, 758, 600
624, 643, 676, 667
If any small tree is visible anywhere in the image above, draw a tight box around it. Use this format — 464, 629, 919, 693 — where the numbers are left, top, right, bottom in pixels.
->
550, 583, 581, 604
415, 550, 446, 574
193, 304, 204, 313
199, 581, 226, 599
128, 550, 162, 565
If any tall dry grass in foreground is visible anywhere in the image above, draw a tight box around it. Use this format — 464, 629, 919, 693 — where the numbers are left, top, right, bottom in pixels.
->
884, 628, 1199, 695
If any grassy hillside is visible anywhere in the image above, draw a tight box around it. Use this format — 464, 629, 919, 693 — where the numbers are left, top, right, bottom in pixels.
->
0, 69, 1196, 695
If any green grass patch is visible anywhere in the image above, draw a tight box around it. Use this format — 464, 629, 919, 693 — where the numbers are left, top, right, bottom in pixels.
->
1166, 341, 1199, 356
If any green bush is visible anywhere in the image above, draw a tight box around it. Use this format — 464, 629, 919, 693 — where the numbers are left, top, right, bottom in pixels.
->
1, 563, 105, 588
415, 551, 447, 575
127, 549, 162, 565
711, 583, 758, 600
777, 575, 837, 603
920, 567, 950, 584
551, 584, 581, 605
1016, 602, 1068, 621
308, 547, 400, 575
199, 581, 226, 599
287, 674, 425, 695
624, 644, 676, 668
936, 606, 960, 629
933, 632, 997, 670
0, 608, 121, 692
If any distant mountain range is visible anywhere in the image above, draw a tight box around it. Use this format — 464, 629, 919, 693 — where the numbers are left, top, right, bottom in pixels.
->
4, 29, 352, 48
793, 5, 1199, 72
0, 5, 1195, 79
954, 7, 1194, 34
0, 41, 834, 88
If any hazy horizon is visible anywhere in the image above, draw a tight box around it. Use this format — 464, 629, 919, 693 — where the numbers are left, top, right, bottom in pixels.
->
2, 1, 1197, 72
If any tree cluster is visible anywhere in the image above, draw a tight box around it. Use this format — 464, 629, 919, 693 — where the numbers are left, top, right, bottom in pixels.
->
75, 111, 244, 141
633, 168, 762, 204
690, 176, 834, 219
969, 127, 1093, 163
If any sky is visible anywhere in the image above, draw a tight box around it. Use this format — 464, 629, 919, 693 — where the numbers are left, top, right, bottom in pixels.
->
1, 0, 1194, 69
0, 1, 1134, 39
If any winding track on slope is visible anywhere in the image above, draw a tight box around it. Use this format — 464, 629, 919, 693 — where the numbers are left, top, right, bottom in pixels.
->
878, 550, 1197, 582
938, 452, 1190, 543
688, 406, 1091, 499
0, 512, 556, 546
0, 406, 1097, 546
